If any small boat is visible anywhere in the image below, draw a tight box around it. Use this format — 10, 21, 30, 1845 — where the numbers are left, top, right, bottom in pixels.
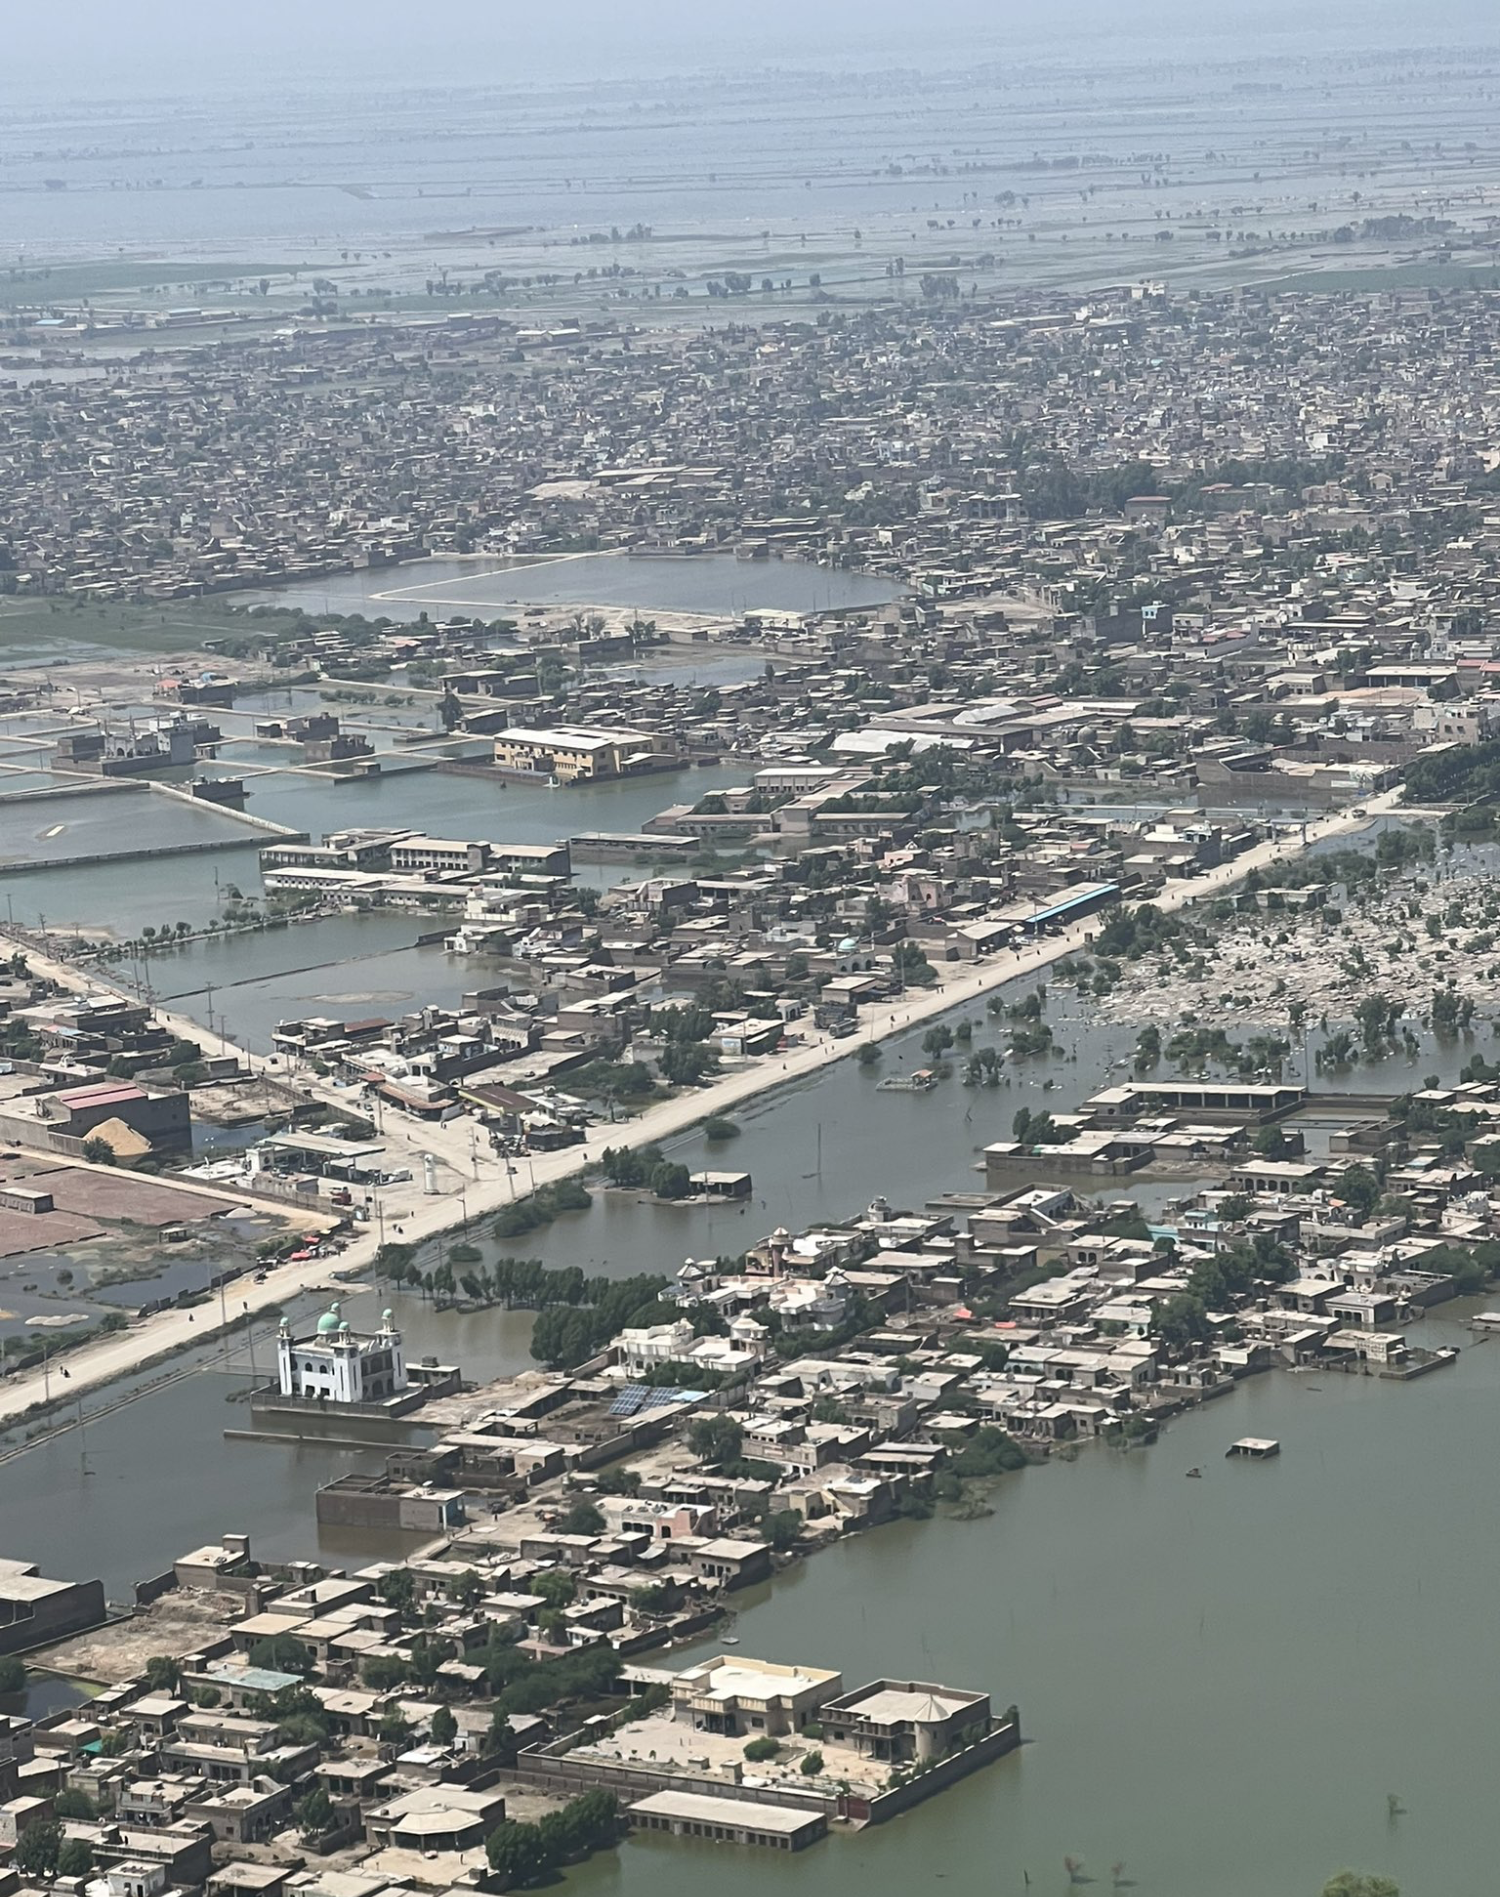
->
720, 1634, 740, 1646
1185, 1467, 1201, 1479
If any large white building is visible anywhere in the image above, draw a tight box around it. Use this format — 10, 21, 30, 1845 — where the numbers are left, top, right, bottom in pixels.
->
276, 1303, 407, 1405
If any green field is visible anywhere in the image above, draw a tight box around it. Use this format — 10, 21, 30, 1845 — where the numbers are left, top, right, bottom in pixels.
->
1260, 262, 1500, 294
0, 596, 288, 659
0, 260, 311, 306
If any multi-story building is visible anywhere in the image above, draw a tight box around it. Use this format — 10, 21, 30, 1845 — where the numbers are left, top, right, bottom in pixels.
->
669, 1656, 842, 1738
492, 725, 677, 782
275, 1304, 406, 1406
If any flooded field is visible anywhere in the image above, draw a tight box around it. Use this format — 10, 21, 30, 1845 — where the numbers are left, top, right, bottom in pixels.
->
237, 553, 902, 622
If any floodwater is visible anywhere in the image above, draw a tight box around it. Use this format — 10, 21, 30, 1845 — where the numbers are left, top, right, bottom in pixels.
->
1, 1184, 1494, 1896
569, 1300, 1493, 1897
0, 787, 250, 867
3, 757, 750, 944
239, 554, 901, 624
0, 739, 1492, 1897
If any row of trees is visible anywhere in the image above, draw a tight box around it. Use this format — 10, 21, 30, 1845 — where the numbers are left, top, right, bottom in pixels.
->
530, 1274, 674, 1370
484, 1789, 620, 1886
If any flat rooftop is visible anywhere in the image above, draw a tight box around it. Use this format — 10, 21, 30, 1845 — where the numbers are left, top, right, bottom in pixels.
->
628, 1791, 821, 1835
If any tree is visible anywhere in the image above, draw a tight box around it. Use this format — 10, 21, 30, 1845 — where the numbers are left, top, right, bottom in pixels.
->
704, 1115, 740, 1141
362, 1655, 412, 1691
52, 1789, 96, 1819
744, 1735, 781, 1761
296, 1785, 334, 1837
431, 1704, 458, 1746
447, 1569, 484, 1609
81, 1136, 115, 1165
144, 1654, 181, 1693
688, 1413, 744, 1464
13, 1821, 61, 1878
660, 1039, 717, 1087
1155, 1292, 1210, 1350
760, 1509, 803, 1553
1321, 1876, 1399, 1897
1335, 1165, 1380, 1218
378, 1568, 417, 1614
649, 1161, 692, 1200
248, 1634, 313, 1676
376, 1241, 417, 1283
0, 1654, 23, 1694
485, 1819, 551, 1885
58, 1839, 94, 1877
560, 1498, 605, 1536
1252, 1123, 1297, 1159
532, 1569, 577, 1610
801, 1749, 824, 1776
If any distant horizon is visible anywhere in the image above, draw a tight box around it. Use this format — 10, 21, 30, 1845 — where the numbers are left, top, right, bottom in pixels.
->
7, 0, 1500, 98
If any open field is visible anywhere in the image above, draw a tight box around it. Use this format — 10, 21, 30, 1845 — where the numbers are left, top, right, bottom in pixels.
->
0, 261, 309, 305
0, 597, 282, 656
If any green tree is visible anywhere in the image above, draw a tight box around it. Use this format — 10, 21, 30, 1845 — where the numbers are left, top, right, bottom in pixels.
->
144, 1654, 181, 1693
561, 1498, 605, 1536
743, 1735, 781, 1761
800, 1749, 824, 1776
0, 1655, 24, 1694
1155, 1293, 1210, 1350
362, 1655, 412, 1691
431, 1704, 458, 1746
378, 1568, 417, 1614
485, 1820, 551, 1885
1335, 1165, 1381, 1218
760, 1509, 803, 1553
296, 1785, 334, 1837
688, 1413, 744, 1463
649, 1160, 693, 1199
81, 1136, 115, 1165
447, 1569, 484, 1609
14, 1821, 61, 1878
532, 1568, 577, 1610
247, 1634, 313, 1676
58, 1839, 94, 1878
1321, 1875, 1399, 1897
52, 1789, 96, 1820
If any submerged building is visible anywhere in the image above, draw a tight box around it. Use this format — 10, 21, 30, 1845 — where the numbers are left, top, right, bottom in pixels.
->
275, 1303, 407, 1406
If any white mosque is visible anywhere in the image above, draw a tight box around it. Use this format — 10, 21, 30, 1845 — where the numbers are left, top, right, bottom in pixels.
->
276, 1301, 408, 1405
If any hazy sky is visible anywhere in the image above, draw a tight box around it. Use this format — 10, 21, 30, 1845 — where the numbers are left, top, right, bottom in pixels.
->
7, 0, 1496, 94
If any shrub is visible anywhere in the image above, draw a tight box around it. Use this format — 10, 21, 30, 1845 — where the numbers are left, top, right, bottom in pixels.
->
743, 1736, 781, 1761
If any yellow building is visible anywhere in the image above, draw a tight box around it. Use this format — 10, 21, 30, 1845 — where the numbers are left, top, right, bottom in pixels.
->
492, 725, 676, 782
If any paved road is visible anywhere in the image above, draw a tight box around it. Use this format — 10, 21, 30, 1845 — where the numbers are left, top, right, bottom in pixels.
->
0, 788, 1402, 1426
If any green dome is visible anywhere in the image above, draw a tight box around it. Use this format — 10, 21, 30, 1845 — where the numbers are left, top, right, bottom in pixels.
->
316, 1302, 343, 1335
